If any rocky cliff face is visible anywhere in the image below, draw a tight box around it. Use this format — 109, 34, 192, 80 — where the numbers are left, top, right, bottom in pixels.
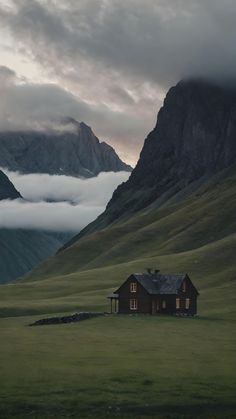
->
128, 79, 236, 189
0, 120, 132, 177
66, 79, 236, 244
0, 169, 21, 200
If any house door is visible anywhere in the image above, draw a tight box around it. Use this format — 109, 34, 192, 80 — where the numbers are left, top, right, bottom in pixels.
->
152, 299, 160, 314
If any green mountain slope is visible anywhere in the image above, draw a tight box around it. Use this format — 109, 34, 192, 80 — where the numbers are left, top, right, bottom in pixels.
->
1, 163, 235, 318
0, 229, 69, 284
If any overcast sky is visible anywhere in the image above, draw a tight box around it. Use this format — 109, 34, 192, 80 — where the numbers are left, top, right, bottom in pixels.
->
0, 0, 236, 165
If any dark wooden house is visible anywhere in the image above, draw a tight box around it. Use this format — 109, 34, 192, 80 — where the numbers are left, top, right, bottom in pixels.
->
108, 271, 199, 316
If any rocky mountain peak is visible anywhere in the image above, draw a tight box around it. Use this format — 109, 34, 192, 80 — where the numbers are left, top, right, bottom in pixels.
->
129, 79, 236, 189
0, 119, 132, 177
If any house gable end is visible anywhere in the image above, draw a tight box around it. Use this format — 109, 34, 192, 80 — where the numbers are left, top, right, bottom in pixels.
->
179, 274, 199, 295
115, 274, 152, 296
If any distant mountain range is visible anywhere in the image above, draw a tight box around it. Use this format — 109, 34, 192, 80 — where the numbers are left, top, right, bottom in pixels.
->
0, 119, 132, 177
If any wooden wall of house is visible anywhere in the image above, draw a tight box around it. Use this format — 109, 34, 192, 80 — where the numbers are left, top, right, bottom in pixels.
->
118, 275, 152, 314
151, 276, 198, 316
117, 274, 198, 316
177, 275, 198, 315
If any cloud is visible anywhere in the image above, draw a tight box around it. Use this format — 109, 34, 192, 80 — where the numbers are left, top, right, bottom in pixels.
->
1, 0, 236, 86
0, 199, 104, 232
0, 1, 236, 163
0, 65, 154, 165
0, 170, 130, 231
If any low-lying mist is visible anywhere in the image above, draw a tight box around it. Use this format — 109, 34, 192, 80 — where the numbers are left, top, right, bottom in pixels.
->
0, 170, 130, 232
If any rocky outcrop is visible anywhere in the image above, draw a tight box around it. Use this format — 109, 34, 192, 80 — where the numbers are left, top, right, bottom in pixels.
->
0, 119, 132, 177
30, 312, 105, 326
0, 169, 21, 200
65, 79, 236, 245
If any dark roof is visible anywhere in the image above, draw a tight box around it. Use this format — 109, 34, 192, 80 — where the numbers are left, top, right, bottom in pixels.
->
131, 273, 187, 295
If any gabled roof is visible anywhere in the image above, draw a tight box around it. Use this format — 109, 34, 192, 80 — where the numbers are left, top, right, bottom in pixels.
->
129, 273, 187, 295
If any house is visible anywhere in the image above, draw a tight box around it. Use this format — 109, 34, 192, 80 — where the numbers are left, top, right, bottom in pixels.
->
108, 270, 199, 316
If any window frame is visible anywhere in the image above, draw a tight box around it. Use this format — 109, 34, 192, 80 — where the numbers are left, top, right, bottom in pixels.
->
130, 299, 138, 310
185, 298, 190, 309
130, 282, 137, 293
176, 298, 180, 309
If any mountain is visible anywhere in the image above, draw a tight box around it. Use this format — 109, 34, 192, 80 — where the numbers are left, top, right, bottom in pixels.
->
0, 169, 21, 200
63, 79, 236, 246
10, 79, 235, 323
0, 170, 72, 283
0, 119, 132, 177
0, 229, 70, 284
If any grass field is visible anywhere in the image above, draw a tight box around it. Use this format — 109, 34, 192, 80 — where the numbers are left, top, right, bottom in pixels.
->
0, 315, 235, 419
0, 166, 236, 418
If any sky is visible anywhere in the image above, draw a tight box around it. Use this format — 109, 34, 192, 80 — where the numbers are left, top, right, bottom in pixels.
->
1, 0, 236, 165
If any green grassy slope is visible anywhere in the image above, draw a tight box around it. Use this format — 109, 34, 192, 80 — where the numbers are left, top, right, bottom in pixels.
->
0, 165, 236, 319
24, 165, 236, 278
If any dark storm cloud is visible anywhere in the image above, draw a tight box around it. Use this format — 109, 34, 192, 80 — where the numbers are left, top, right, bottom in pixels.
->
1, 0, 236, 86
0, 66, 151, 161
0, 0, 236, 162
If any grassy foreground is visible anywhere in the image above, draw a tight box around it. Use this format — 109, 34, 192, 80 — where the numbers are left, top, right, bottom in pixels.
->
0, 166, 236, 418
0, 314, 235, 419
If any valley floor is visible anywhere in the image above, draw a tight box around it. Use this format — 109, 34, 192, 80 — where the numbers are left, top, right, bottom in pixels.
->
0, 314, 235, 419
1, 166, 236, 418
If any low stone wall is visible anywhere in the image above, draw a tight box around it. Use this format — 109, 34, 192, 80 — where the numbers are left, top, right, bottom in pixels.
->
30, 312, 105, 326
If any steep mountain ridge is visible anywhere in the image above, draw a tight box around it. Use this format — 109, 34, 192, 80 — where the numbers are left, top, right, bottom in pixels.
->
0, 119, 132, 177
64, 79, 236, 246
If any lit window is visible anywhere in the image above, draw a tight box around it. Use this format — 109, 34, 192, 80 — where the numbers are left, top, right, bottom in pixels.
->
182, 281, 186, 292
176, 298, 180, 309
130, 282, 137, 293
162, 300, 166, 309
130, 299, 137, 310
186, 298, 190, 309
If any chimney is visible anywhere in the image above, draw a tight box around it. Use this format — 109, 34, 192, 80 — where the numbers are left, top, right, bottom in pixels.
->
154, 269, 160, 274
146, 267, 152, 274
